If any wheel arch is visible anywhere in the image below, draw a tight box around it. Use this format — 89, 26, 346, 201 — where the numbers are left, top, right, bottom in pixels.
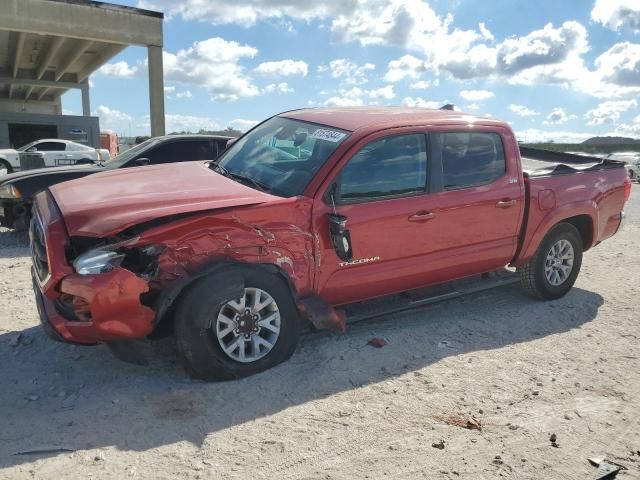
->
0, 157, 13, 173
152, 261, 299, 334
515, 206, 596, 267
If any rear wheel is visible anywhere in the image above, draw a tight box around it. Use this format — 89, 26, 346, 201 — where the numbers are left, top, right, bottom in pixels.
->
518, 222, 583, 300
173, 269, 300, 381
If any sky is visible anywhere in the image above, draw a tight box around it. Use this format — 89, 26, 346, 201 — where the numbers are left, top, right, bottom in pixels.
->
61, 0, 640, 142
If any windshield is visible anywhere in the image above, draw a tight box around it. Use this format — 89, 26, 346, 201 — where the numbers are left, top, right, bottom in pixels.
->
101, 138, 159, 169
17, 141, 37, 152
215, 116, 350, 196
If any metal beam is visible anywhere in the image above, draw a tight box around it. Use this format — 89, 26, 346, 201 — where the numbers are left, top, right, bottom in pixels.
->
8, 32, 25, 98
36, 36, 65, 79
0, 0, 163, 47
36, 87, 49, 101
12, 32, 25, 77
55, 40, 92, 81
0, 76, 80, 89
76, 43, 126, 83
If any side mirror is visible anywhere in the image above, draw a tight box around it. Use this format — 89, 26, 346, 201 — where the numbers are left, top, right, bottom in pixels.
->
26, 147, 36, 153
328, 213, 353, 262
135, 157, 151, 166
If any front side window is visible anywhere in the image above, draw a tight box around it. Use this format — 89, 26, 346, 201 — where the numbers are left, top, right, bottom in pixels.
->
216, 116, 350, 197
146, 141, 212, 164
337, 133, 428, 202
33, 142, 66, 152
437, 132, 506, 189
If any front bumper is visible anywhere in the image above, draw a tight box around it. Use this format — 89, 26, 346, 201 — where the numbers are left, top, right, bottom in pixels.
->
33, 267, 156, 344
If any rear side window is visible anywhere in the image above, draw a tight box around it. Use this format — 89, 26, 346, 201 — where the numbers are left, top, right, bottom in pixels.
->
338, 133, 428, 202
146, 141, 212, 164
436, 132, 505, 189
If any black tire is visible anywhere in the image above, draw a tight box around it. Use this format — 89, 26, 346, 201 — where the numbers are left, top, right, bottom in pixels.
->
518, 222, 583, 300
173, 268, 301, 381
0, 159, 12, 174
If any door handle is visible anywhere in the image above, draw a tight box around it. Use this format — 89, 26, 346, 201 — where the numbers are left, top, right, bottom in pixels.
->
496, 199, 516, 208
408, 211, 435, 222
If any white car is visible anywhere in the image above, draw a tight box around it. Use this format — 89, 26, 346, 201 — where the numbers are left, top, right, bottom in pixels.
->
608, 152, 640, 183
0, 139, 110, 173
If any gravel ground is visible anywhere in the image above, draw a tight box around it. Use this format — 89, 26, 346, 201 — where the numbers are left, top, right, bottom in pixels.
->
0, 185, 639, 480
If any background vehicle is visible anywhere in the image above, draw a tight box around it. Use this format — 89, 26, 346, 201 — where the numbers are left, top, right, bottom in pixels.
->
0, 134, 232, 230
29, 107, 630, 381
100, 130, 119, 157
0, 139, 109, 173
606, 152, 640, 182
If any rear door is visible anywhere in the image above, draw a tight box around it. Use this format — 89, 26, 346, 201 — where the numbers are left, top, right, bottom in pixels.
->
425, 129, 524, 273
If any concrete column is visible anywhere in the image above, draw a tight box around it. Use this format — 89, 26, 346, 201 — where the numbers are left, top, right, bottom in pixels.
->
147, 45, 165, 137
80, 78, 90, 116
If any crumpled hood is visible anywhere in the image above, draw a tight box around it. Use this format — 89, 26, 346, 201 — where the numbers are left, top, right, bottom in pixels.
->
49, 161, 279, 237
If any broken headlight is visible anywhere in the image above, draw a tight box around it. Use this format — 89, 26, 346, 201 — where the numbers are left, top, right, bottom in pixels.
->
0, 184, 21, 199
73, 248, 125, 275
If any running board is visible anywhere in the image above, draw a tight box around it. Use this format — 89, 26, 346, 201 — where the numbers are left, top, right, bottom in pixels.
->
342, 270, 520, 325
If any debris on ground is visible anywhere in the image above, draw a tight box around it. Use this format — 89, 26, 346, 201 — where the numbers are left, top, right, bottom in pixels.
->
588, 456, 627, 479
434, 413, 483, 432
367, 337, 388, 348
549, 433, 559, 448
432, 440, 445, 450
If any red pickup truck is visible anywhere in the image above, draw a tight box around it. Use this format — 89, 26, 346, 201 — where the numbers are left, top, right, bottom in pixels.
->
30, 107, 631, 381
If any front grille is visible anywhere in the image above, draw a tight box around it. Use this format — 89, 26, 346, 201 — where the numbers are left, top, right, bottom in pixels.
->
30, 210, 50, 283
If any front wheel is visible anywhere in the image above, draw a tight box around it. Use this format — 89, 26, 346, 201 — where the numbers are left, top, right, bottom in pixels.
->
173, 269, 300, 381
518, 223, 583, 300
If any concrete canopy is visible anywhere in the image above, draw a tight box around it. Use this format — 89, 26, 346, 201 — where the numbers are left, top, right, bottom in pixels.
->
0, 0, 165, 135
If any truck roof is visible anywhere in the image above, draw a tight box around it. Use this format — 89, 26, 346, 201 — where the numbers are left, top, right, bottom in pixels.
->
280, 106, 508, 132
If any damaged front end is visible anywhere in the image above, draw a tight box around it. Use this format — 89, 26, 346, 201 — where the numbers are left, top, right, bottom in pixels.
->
35, 191, 345, 350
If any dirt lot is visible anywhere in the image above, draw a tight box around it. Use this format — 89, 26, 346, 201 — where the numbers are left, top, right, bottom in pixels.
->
1, 186, 639, 480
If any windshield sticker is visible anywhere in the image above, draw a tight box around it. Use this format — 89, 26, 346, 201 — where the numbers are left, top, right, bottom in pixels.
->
310, 129, 347, 143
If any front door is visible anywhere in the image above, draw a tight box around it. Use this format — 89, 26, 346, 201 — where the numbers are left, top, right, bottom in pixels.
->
314, 131, 439, 305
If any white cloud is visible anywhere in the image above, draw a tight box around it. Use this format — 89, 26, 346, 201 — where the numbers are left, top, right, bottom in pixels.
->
479, 22, 494, 41
262, 82, 294, 94
515, 128, 594, 143
611, 120, 640, 138
96, 105, 134, 130
465, 103, 480, 110
509, 104, 539, 117
162, 37, 259, 102
410, 80, 431, 89
402, 97, 449, 109
229, 119, 259, 132
584, 99, 638, 126
176, 90, 192, 99
595, 42, 640, 88
164, 86, 176, 94
324, 85, 395, 107
384, 54, 426, 82
459, 89, 494, 101
138, 113, 221, 133
319, 59, 375, 85
543, 108, 577, 125
255, 59, 308, 77
98, 60, 139, 78
591, 0, 640, 33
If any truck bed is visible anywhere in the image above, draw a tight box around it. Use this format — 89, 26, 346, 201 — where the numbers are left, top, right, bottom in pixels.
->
519, 147, 624, 177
